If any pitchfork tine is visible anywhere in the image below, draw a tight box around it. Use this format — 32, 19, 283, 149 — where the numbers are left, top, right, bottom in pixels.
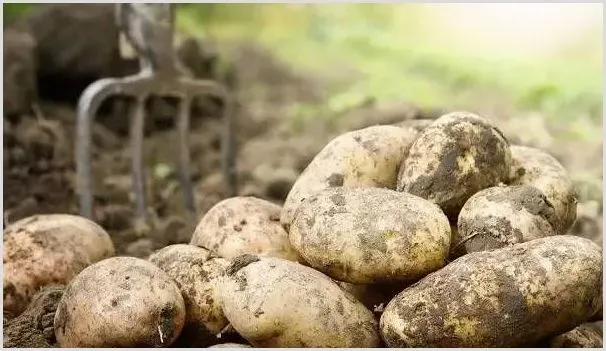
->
76, 78, 124, 219
177, 96, 196, 221
130, 95, 149, 222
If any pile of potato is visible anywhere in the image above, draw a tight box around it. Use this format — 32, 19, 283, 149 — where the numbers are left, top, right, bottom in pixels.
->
3, 112, 602, 348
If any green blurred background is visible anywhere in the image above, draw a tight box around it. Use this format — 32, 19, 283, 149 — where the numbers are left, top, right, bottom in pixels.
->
4, 3, 602, 142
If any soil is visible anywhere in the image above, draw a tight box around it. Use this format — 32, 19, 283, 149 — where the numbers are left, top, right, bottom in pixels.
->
3, 4, 602, 348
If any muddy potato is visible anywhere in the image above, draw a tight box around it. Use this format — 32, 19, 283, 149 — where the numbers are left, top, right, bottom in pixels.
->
380, 236, 602, 347
509, 145, 577, 235
218, 255, 381, 347
547, 322, 603, 348
457, 185, 556, 253
397, 111, 511, 219
290, 187, 451, 284
190, 197, 299, 261
281, 125, 420, 228
3, 214, 115, 315
148, 245, 230, 346
54, 257, 186, 347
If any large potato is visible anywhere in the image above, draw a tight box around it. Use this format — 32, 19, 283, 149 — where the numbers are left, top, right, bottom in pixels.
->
380, 236, 602, 347
148, 245, 229, 346
54, 257, 186, 347
290, 187, 451, 284
218, 255, 381, 347
397, 111, 511, 219
281, 125, 420, 228
190, 197, 299, 261
3, 214, 114, 315
457, 185, 556, 253
509, 145, 577, 235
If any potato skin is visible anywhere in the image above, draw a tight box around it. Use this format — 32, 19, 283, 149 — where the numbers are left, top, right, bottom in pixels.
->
290, 187, 451, 284
509, 145, 577, 235
148, 245, 230, 346
218, 255, 381, 347
380, 236, 602, 347
547, 322, 603, 348
397, 111, 511, 219
54, 257, 186, 347
3, 214, 115, 315
457, 185, 556, 253
281, 125, 420, 228
190, 197, 299, 261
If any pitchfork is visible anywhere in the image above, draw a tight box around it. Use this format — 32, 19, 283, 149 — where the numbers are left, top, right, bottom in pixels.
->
75, 3, 237, 227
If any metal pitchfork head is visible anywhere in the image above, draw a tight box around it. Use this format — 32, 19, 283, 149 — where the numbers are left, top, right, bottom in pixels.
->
75, 3, 237, 226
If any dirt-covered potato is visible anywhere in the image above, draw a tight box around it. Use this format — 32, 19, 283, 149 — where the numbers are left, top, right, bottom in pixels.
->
148, 245, 230, 347
547, 322, 603, 348
54, 257, 186, 347
290, 187, 451, 284
190, 197, 299, 261
380, 236, 602, 347
509, 145, 577, 235
218, 255, 381, 347
3, 214, 115, 316
457, 185, 556, 253
397, 111, 511, 219
281, 125, 420, 228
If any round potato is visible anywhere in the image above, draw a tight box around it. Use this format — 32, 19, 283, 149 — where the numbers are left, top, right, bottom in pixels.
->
457, 185, 556, 253
290, 187, 451, 284
380, 235, 602, 347
281, 125, 420, 228
3, 214, 115, 315
218, 255, 381, 347
509, 145, 577, 235
397, 111, 511, 219
54, 256, 186, 347
190, 197, 299, 261
148, 245, 230, 346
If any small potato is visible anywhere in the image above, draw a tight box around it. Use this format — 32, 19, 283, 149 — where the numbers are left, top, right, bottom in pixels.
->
509, 145, 577, 235
281, 125, 420, 228
209, 343, 252, 348
54, 257, 186, 347
457, 185, 556, 253
290, 187, 451, 284
380, 236, 602, 347
547, 322, 603, 348
148, 245, 230, 346
3, 214, 115, 315
397, 111, 512, 219
190, 197, 299, 261
218, 255, 381, 347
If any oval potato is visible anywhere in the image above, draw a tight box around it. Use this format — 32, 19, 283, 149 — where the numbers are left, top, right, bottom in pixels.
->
148, 244, 230, 346
3, 214, 115, 315
397, 111, 511, 219
380, 235, 602, 347
218, 255, 381, 347
281, 125, 420, 228
509, 145, 577, 235
290, 187, 451, 284
191, 197, 299, 261
54, 257, 186, 347
457, 185, 556, 253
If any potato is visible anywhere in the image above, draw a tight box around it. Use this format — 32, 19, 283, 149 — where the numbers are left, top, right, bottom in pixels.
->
281, 125, 420, 228
3, 214, 115, 315
218, 255, 381, 347
190, 197, 299, 261
547, 322, 602, 348
397, 111, 511, 219
54, 256, 186, 347
290, 187, 451, 284
148, 245, 230, 346
457, 185, 556, 253
509, 145, 577, 235
209, 343, 251, 348
380, 236, 602, 347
